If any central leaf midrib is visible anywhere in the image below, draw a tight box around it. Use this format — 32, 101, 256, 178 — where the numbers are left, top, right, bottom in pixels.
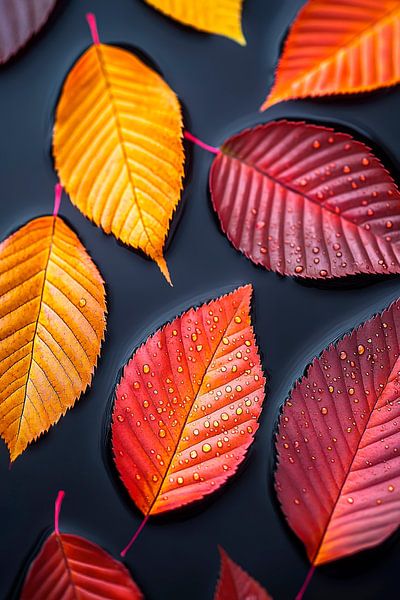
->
93, 45, 156, 253
147, 296, 245, 515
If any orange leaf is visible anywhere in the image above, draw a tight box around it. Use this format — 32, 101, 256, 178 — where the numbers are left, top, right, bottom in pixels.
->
144, 0, 246, 45
0, 216, 106, 461
275, 299, 400, 566
215, 547, 272, 600
112, 285, 265, 519
53, 27, 184, 284
262, 0, 400, 110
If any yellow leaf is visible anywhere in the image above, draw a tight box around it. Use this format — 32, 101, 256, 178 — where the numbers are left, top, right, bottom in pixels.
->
0, 216, 106, 461
53, 43, 184, 284
144, 0, 246, 45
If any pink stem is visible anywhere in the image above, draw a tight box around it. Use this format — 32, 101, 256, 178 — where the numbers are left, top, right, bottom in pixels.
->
120, 515, 149, 557
54, 490, 65, 536
295, 565, 316, 600
53, 183, 63, 217
86, 13, 100, 45
184, 131, 219, 155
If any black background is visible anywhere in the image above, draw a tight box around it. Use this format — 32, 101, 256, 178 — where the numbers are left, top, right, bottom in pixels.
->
1, 0, 400, 598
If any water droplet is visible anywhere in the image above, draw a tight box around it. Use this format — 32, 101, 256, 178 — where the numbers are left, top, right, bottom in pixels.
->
362, 157, 370, 166
340, 351, 347, 360
221, 412, 229, 421
388, 484, 395, 492
236, 407, 243, 415
222, 337, 229, 345
234, 316, 242, 324
202, 443, 212, 453
357, 344, 365, 355
79, 298, 86, 307
321, 407, 328, 415
386, 221, 393, 229
260, 246, 267, 255
159, 429, 166, 438
347, 497, 354, 504
117, 415, 124, 422
143, 364, 150, 374
312, 140, 321, 149
319, 269, 328, 277
177, 476, 184, 485
343, 165, 351, 174
348, 387, 355, 395
295, 265, 304, 274
190, 450, 197, 459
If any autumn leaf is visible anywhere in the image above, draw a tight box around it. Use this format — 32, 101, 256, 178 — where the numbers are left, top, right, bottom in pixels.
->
262, 0, 400, 110
144, 0, 246, 45
20, 491, 143, 599
53, 14, 184, 284
275, 299, 400, 568
112, 285, 265, 552
0, 0, 57, 64
215, 547, 272, 600
210, 120, 400, 279
0, 214, 106, 461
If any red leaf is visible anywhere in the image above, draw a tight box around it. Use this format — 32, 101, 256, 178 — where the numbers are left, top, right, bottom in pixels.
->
215, 547, 272, 600
275, 300, 400, 565
20, 494, 142, 599
112, 285, 266, 517
0, 0, 57, 64
210, 121, 400, 279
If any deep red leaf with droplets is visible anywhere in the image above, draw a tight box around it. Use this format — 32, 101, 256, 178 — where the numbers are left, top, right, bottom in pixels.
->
215, 547, 272, 600
0, 0, 57, 64
261, 0, 400, 110
275, 300, 400, 565
112, 285, 266, 516
210, 120, 400, 279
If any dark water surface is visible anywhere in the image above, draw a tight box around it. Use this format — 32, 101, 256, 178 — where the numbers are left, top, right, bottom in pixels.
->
1, 0, 400, 598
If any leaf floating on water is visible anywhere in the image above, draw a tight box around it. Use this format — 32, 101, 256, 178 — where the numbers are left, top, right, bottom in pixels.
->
20, 492, 143, 599
215, 547, 272, 600
262, 0, 400, 110
112, 285, 266, 521
144, 0, 246, 45
210, 120, 400, 279
53, 14, 184, 284
275, 300, 400, 565
0, 0, 57, 64
0, 215, 106, 461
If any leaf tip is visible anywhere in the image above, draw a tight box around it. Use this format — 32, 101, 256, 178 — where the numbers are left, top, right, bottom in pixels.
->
155, 255, 172, 286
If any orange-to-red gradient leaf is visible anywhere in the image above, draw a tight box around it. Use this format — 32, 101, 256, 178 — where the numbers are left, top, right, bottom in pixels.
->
53, 18, 184, 284
144, 0, 246, 45
112, 285, 265, 518
0, 216, 106, 461
21, 492, 143, 599
262, 0, 400, 110
275, 300, 400, 566
215, 547, 272, 600
210, 120, 400, 279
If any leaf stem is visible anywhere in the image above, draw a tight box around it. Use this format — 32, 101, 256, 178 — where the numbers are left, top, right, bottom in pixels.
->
53, 183, 63, 217
184, 131, 220, 155
86, 13, 100, 45
120, 515, 149, 557
54, 490, 65, 535
295, 565, 316, 600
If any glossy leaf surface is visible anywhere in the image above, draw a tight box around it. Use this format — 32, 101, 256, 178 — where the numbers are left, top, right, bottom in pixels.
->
53, 42, 184, 283
275, 300, 400, 564
0, 216, 106, 461
210, 120, 400, 279
144, 0, 245, 45
262, 0, 400, 110
112, 285, 265, 515
215, 547, 272, 600
0, 0, 57, 64
21, 531, 142, 599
